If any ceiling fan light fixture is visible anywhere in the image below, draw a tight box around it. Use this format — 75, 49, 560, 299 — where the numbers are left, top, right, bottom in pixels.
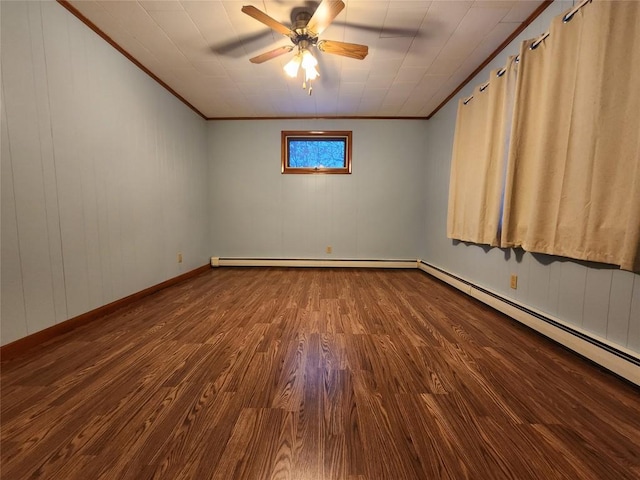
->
305, 65, 319, 81
283, 54, 301, 78
284, 47, 319, 92
300, 49, 318, 69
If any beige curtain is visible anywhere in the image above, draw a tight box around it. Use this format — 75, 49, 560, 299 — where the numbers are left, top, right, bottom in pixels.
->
502, 0, 640, 272
447, 56, 518, 246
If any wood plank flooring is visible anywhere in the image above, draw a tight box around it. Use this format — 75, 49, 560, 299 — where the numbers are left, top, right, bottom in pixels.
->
1, 267, 639, 479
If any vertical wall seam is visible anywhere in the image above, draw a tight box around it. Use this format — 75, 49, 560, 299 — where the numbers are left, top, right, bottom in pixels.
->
625, 275, 635, 348
604, 270, 615, 340
30, 2, 58, 326
1, 76, 30, 336
87, 36, 106, 307
67, 13, 92, 315
40, 2, 69, 322
580, 266, 588, 329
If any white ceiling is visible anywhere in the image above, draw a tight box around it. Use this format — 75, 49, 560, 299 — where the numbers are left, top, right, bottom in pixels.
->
63, 0, 548, 119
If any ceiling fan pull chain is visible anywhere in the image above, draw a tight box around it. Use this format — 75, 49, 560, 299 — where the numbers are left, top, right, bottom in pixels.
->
309, 85, 313, 96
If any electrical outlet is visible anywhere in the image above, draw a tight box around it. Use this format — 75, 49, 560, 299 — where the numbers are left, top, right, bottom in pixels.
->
510, 274, 518, 289
326, 246, 332, 254
177, 253, 183, 263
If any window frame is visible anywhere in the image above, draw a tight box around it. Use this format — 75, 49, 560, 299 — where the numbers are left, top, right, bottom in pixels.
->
281, 130, 352, 174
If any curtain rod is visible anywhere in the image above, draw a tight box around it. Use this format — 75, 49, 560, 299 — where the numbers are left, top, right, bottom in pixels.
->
464, 0, 593, 106
527, 0, 592, 51
529, 31, 550, 50
563, 0, 592, 23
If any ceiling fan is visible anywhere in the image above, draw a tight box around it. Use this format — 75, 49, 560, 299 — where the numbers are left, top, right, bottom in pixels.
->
242, 0, 368, 93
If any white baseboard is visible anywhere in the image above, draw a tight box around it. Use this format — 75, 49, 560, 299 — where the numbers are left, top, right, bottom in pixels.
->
417, 260, 640, 386
210, 257, 417, 269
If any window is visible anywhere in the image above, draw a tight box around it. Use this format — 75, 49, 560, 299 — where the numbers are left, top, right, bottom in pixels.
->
281, 131, 352, 174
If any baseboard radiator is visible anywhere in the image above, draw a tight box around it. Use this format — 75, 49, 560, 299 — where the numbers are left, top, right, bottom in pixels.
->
417, 260, 639, 386
210, 257, 416, 269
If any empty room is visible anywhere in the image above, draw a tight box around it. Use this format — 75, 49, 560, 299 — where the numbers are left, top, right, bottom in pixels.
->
1, 0, 639, 479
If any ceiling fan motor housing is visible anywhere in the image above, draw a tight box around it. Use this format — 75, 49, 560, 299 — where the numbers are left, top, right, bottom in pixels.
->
292, 12, 318, 47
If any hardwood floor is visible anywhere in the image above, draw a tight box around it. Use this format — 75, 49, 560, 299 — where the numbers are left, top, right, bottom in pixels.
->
1, 267, 639, 479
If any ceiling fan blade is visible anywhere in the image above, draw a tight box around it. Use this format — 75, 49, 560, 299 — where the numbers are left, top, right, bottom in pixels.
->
317, 40, 368, 60
249, 45, 294, 64
333, 20, 423, 38
306, 0, 345, 36
241, 5, 293, 37
211, 31, 273, 57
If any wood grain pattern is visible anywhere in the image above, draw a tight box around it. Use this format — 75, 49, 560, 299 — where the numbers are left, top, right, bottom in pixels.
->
2, 268, 639, 479
0, 264, 211, 362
